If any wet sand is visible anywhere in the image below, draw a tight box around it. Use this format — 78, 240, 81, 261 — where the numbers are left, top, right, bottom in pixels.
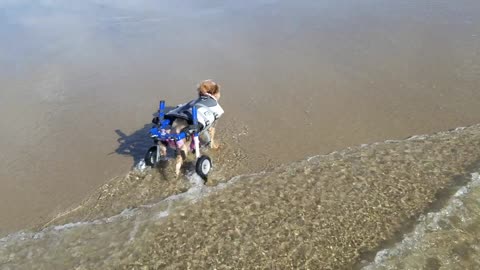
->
2, 0, 480, 237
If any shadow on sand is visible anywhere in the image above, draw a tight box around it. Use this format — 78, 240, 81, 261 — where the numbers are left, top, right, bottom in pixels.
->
114, 123, 154, 167
113, 106, 177, 167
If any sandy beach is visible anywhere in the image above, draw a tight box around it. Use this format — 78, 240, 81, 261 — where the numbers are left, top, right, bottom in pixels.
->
1, 0, 480, 267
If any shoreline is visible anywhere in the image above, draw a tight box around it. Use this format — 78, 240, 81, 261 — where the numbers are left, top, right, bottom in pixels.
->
3, 124, 480, 269
131, 125, 480, 269
30, 125, 474, 233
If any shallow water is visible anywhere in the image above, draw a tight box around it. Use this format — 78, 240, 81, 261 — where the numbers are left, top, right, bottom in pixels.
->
363, 172, 480, 270
2, 0, 480, 236
2, 125, 480, 269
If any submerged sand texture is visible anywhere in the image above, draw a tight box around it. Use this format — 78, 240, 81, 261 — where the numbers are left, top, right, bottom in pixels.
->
121, 125, 480, 269
3, 125, 480, 269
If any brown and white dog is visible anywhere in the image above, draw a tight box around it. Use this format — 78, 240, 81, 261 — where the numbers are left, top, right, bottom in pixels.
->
160, 80, 224, 177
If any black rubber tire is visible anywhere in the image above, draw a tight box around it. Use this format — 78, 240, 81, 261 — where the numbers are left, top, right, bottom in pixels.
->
144, 146, 158, 167
196, 155, 212, 181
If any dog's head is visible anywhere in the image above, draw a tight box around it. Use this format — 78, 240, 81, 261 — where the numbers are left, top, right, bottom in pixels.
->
197, 79, 221, 100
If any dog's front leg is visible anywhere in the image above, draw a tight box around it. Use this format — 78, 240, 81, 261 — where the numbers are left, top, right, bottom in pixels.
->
208, 127, 219, 149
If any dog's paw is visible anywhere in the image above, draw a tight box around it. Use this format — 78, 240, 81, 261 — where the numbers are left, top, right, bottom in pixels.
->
210, 142, 220, 150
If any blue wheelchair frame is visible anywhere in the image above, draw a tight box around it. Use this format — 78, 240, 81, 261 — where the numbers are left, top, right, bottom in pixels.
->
147, 100, 211, 180
149, 100, 201, 154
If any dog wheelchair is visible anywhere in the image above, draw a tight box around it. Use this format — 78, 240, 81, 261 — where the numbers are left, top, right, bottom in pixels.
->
144, 100, 213, 180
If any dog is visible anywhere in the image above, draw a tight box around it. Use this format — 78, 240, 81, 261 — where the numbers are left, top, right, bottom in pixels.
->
160, 80, 224, 177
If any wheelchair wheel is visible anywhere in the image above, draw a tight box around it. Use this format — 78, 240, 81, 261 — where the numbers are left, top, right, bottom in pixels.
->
144, 146, 158, 167
196, 155, 212, 181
